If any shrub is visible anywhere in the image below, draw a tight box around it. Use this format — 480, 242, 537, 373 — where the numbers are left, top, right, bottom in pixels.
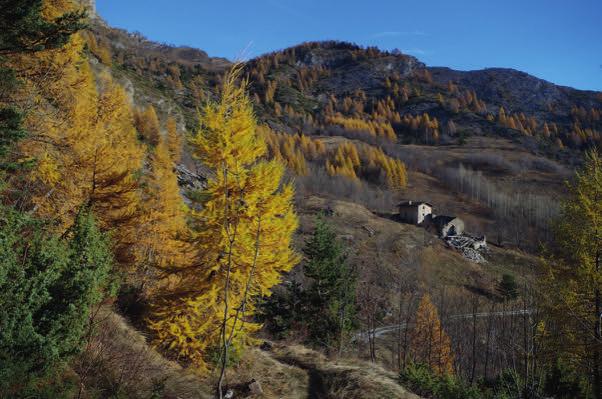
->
399, 363, 481, 399
543, 359, 591, 398
497, 273, 518, 301
0, 207, 115, 396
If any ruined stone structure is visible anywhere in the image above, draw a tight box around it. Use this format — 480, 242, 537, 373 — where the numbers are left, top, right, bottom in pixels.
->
431, 215, 464, 237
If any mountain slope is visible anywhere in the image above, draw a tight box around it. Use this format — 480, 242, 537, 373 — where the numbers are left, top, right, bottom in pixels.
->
243, 41, 600, 157
90, 22, 602, 162
78, 9, 599, 397
430, 66, 602, 116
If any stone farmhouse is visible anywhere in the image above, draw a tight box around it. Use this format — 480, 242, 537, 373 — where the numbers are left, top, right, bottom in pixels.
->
397, 200, 464, 237
398, 200, 433, 224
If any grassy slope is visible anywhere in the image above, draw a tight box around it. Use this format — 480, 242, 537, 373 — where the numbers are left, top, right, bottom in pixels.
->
296, 196, 536, 295
86, 308, 424, 398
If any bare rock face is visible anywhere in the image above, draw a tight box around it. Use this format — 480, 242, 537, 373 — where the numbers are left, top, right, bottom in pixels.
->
248, 379, 263, 395
175, 164, 209, 191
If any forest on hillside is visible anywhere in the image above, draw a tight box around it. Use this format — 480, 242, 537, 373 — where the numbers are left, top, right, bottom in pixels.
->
1, 1, 601, 399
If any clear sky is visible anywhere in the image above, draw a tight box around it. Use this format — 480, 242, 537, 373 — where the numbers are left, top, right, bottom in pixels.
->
97, 0, 602, 91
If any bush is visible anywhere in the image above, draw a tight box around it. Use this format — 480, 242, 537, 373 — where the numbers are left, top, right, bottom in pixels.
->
259, 282, 305, 339
0, 207, 115, 397
399, 363, 587, 399
497, 273, 518, 301
543, 359, 591, 398
399, 363, 482, 399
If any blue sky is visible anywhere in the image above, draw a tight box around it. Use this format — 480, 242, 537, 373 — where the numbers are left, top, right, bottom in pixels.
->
97, 0, 602, 91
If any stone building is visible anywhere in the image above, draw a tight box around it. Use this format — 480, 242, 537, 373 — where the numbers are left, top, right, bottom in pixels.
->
398, 200, 465, 237
431, 215, 464, 237
398, 201, 433, 224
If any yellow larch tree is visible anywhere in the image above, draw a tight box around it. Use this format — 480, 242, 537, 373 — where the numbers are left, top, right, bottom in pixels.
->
324, 141, 407, 188
84, 76, 145, 265
26, 71, 144, 265
137, 135, 190, 275
541, 151, 602, 395
166, 115, 183, 162
326, 142, 360, 180
148, 66, 299, 377
410, 294, 454, 375
83, 31, 112, 65
259, 126, 314, 176
135, 104, 161, 146
8, 0, 144, 267
326, 114, 397, 142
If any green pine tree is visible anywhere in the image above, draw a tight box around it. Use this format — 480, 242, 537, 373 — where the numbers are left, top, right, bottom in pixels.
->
0, 207, 114, 396
0, 0, 86, 55
497, 273, 518, 301
303, 215, 357, 348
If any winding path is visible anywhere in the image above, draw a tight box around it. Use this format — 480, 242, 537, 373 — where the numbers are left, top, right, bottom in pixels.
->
354, 309, 533, 341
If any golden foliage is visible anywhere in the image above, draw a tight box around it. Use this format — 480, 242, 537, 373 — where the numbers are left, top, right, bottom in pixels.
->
496, 107, 563, 139
259, 124, 407, 188
260, 126, 327, 175
326, 142, 359, 180
400, 113, 440, 144
8, 5, 145, 266
325, 142, 407, 188
134, 105, 161, 146
326, 114, 397, 142
149, 66, 299, 371
166, 116, 182, 162
410, 294, 454, 375
83, 31, 112, 65
137, 136, 190, 271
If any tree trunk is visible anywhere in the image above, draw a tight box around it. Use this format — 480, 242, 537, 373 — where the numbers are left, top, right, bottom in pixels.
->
402, 296, 413, 369
470, 297, 477, 384
594, 252, 601, 399
484, 302, 495, 381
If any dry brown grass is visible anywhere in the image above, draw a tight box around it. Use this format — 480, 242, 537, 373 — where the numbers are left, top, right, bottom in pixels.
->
74, 307, 212, 399
220, 347, 309, 399
270, 344, 421, 399
194, 341, 423, 398
293, 195, 537, 325
77, 309, 421, 399
76, 307, 411, 399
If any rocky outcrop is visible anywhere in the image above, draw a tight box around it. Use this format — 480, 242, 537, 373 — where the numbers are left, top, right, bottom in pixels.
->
89, 21, 230, 72
430, 66, 601, 117
282, 42, 424, 95
175, 164, 210, 191
321, 55, 423, 95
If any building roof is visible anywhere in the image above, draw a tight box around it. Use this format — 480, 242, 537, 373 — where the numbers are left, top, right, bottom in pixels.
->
398, 200, 433, 208
432, 215, 462, 226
